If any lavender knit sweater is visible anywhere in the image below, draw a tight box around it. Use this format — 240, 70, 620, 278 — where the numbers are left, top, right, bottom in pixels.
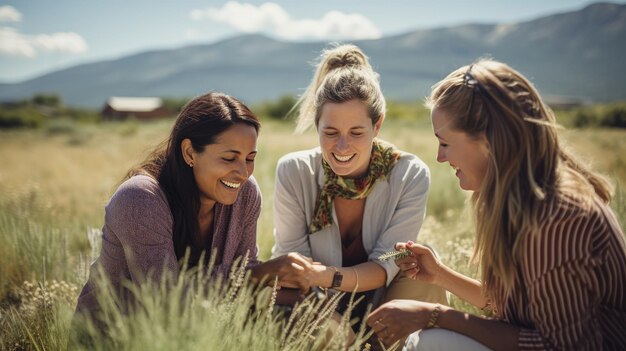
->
75, 174, 261, 314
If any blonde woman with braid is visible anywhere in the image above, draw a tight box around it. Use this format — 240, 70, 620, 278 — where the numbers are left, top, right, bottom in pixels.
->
367, 59, 626, 350
270, 44, 447, 334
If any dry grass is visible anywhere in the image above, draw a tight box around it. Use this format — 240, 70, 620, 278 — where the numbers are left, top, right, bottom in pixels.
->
0, 116, 624, 350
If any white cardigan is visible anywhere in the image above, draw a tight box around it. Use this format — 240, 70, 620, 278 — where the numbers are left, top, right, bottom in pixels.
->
271, 146, 430, 286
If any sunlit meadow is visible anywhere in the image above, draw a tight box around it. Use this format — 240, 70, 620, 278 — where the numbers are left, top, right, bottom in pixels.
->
0, 107, 625, 350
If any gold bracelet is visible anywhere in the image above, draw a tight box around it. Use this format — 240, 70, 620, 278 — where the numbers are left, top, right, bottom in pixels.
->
426, 303, 441, 328
352, 267, 359, 291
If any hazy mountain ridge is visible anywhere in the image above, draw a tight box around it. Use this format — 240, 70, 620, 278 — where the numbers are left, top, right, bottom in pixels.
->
1, 2, 624, 107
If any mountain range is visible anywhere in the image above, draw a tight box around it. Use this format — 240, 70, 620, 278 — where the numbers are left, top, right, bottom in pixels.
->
1, 2, 625, 108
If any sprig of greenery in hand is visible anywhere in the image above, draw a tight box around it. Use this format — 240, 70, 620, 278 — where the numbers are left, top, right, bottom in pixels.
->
378, 249, 411, 261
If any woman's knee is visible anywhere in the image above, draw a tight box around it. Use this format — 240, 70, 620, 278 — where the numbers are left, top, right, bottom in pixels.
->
383, 273, 449, 306
403, 329, 490, 351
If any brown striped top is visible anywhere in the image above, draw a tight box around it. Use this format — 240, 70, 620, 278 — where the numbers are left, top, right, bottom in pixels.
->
492, 192, 626, 350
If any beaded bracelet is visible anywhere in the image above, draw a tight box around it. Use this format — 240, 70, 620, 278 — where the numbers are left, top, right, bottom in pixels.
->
426, 303, 441, 328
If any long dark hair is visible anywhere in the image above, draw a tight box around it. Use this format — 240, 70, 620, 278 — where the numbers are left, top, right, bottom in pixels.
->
127, 92, 261, 262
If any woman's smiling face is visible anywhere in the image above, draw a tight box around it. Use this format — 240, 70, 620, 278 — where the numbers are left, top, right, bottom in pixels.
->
431, 107, 490, 191
318, 99, 382, 178
186, 123, 258, 207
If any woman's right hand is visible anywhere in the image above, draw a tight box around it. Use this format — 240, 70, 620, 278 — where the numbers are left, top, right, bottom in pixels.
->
394, 241, 442, 285
252, 252, 318, 293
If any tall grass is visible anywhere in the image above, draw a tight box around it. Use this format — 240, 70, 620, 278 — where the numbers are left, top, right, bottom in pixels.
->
0, 212, 76, 300
4, 252, 372, 350
0, 117, 624, 350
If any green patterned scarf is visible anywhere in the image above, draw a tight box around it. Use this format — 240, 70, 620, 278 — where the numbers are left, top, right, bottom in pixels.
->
308, 138, 401, 234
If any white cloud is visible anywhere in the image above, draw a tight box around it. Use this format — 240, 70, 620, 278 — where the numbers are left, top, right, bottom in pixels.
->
0, 27, 35, 56
190, 1, 381, 41
33, 32, 88, 53
0, 27, 87, 57
0, 6, 22, 22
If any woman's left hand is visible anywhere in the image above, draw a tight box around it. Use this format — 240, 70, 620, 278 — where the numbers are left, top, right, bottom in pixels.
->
366, 300, 435, 346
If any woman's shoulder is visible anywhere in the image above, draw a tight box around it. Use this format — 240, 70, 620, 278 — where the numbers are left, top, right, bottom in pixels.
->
104, 175, 173, 239
115, 174, 163, 197
530, 191, 617, 260
396, 150, 429, 170
389, 149, 430, 183
276, 147, 322, 175
548, 191, 605, 228
108, 174, 169, 213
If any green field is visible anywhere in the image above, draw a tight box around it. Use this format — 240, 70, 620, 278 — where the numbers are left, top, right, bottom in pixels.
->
1, 114, 625, 350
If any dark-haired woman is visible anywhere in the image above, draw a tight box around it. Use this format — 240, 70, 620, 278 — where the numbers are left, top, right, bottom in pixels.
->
75, 92, 312, 322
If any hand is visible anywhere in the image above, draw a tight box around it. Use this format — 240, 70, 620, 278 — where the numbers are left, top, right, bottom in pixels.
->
252, 252, 318, 293
394, 241, 442, 285
367, 300, 436, 346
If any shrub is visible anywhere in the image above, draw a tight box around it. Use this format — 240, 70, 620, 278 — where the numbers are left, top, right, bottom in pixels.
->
600, 104, 626, 128
0, 107, 46, 129
161, 97, 190, 115
567, 103, 626, 129
386, 100, 430, 122
32, 93, 63, 108
572, 110, 598, 128
255, 95, 298, 120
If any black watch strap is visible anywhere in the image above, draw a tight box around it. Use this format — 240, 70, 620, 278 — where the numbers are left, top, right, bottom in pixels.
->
331, 269, 343, 288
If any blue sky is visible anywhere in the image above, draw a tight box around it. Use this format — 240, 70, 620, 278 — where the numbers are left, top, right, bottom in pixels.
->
0, 0, 622, 83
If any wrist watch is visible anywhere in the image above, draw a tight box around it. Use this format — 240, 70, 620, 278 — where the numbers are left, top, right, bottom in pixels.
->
331, 268, 343, 288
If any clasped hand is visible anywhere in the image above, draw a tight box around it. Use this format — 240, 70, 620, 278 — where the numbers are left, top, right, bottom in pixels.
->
367, 299, 437, 346
259, 252, 325, 293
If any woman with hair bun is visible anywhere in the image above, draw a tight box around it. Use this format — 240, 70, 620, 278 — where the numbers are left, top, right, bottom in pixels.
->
271, 44, 447, 334
368, 60, 626, 350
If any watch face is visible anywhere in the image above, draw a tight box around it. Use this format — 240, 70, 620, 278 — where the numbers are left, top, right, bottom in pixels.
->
332, 271, 343, 288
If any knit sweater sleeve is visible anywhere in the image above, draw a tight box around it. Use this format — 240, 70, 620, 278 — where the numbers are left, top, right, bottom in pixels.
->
104, 175, 178, 284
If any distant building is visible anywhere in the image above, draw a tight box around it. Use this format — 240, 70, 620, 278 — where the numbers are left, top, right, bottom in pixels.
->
101, 97, 172, 121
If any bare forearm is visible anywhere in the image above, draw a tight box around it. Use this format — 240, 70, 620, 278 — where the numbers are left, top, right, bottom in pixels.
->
438, 305, 520, 351
318, 262, 386, 292
436, 264, 487, 308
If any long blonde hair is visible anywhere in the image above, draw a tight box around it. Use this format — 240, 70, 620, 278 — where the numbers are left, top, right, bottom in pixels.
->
426, 59, 613, 295
294, 44, 385, 134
